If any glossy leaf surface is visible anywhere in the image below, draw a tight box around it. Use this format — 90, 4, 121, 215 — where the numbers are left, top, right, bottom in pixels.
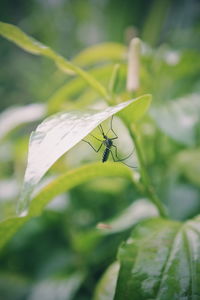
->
19, 95, 151, 213
114, 216, 200, 300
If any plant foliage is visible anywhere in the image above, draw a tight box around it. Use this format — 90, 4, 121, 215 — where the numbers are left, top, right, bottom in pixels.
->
0, 20, 199, 300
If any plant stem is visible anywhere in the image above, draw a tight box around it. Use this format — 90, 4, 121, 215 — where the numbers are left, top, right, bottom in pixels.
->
127, 123, 168, 218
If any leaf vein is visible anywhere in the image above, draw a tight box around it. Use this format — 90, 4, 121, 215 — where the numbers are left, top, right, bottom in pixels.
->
155, 225, 182, 299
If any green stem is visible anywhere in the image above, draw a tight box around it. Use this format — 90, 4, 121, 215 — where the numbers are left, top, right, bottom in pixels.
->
127, 123, 168, 218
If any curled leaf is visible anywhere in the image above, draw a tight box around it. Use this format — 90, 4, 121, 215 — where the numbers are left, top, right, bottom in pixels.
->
19, 95, 151, 213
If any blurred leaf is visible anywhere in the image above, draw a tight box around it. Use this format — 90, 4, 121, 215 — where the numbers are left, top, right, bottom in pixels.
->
171, 51, 200, 79
28, 162, 133, 217
119, 94, 152, 124
108, 64, 120, 95
114, 216, 200, 300
0, 272, 30, 300
0, 21, 53, 55
151, 94, 200, 146
47, 64, 116, 113
94, 262, 120, 300
0, 21, 109, 100
0, 216, 29, 249
98, 199, 159, 235
0, 104, 46, 140
175, 149, 200, 186
28, 273, 84, 300
72, 43, 126, 67
47, 63, 127, 113
167, 183, 200, 220
0, 162, 133, 249
73, 199, 159, 254
19, 95, 151, 212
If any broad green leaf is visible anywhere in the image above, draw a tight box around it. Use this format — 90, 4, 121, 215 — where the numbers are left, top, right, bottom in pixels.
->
119, 94, 152, 124
94, 262, 120, 300
0, 162, 133, 249
151, 94, 200, 146
72, 43, 126, 67
0, 104, 46, 140
175, 149, 200, 186
98, 199, 158, 235
19, 95, 151, 213
0, 21, 109, 100
114, 216, 200, 300
28, 162, 133, 217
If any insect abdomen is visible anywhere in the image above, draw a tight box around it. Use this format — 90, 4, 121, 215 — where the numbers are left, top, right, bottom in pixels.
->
102, 148, 110, 162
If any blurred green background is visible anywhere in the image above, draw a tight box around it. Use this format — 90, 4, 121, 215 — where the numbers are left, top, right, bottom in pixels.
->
0, 0, 200, 299
1, 0, 200, 111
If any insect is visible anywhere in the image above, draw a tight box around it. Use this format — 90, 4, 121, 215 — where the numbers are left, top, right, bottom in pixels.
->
82, 116, 135, 168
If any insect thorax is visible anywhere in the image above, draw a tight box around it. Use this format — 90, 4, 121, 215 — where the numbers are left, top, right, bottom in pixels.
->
104, 138, 113, 148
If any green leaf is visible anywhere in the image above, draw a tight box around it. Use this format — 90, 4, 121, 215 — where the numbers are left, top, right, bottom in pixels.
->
108, 64, 120, 95
29, 273, 85, 300
0, 21, 52, 55
0, 216, 29, 249
151, 94, 200, 146
72, 43, 126, 67
114, 216, 200, 300
47, 63, 127, 113
0, 21, 109, 100
94, 262, 120, 300
0, 162, 133, 249
28, 162, 133, 217
70, 199, 158, 255
47, 64, 117, 113
175, 149, 200, 186
19, 95, 151, 213
98, 199, 159, 235
118, 94, 152, 124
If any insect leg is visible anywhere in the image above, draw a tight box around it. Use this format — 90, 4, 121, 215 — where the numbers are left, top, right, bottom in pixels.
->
112, 144, 133, 161
90, 133, 102, 142
82, 139, 103, 152
110, 148, 136, 168
110, 149, 117, 162
106, 116, 118, 140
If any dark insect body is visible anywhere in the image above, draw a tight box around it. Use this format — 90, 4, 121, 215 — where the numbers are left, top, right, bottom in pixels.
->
82, 116, 135, 168
102, 138, 113, 162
